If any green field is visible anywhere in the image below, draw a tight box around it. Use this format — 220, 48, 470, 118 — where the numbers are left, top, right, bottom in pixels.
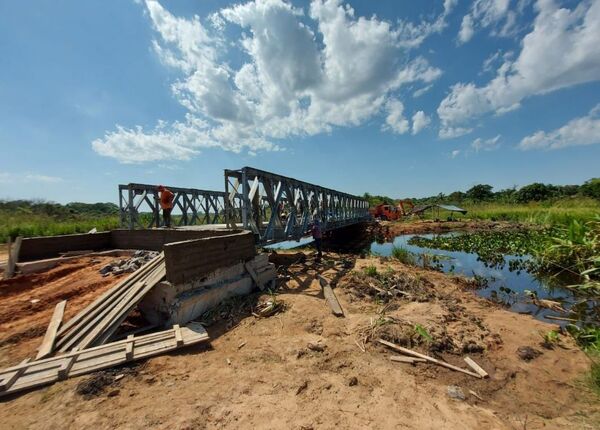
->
463, 198, 600, 225
0, 200, 120, 243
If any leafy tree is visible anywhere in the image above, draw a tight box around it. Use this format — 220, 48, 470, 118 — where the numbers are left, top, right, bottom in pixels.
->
581, 178, 600, 200
515, 183, 557, 202
466, 184, 494, 201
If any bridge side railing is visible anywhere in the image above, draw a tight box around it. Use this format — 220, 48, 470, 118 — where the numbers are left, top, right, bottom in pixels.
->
224, 167, 370, 244
118, 183, 242, 229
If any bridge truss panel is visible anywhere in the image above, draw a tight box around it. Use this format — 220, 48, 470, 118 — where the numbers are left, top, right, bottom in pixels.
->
118, 183, 242, 229
224, 167, 370, 244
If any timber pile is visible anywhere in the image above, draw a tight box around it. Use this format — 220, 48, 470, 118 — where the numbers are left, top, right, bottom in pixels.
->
54, 253, 166, 352
0, 323, 209, 397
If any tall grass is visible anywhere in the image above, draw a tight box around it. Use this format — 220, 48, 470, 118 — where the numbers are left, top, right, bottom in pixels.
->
463, 198, 600, 225
391, 246, 416, 265
0, 213, 120, 242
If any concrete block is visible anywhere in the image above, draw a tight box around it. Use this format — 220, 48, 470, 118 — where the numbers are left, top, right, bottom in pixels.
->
139, 253, 276, 326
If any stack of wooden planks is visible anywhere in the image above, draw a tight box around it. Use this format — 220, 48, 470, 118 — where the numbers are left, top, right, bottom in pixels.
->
0, 323, 209, 397
53, 252, 167, 353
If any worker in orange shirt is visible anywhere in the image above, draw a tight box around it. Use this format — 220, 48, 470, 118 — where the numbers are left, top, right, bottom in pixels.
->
157, 185, 174, 228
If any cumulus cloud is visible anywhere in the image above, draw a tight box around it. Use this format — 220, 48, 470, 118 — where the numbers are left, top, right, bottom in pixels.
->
472, 134, 501, 151
519, 104, 600, 150
439, 0, 600, 136
439, 126, 473, 140
92, 0, 445, 163
412, 111, 431, 135
451, 149, 461, 158
458, 0, 523, 44
383, 99, 410, 134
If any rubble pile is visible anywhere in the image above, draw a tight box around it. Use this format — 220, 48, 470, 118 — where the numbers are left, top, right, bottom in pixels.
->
99, 250, 160, 276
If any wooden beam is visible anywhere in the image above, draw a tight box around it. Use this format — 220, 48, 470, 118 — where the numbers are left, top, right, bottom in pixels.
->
378, 339, 482, 379
125, 336, 134, 360
318, 275, 344, 317
174, 325, 183, 347
0, 323, 209, 398
464, 356, 489, 378
0, 358, 30, 392
36, 300, 67, 360
390, 356, 426, 364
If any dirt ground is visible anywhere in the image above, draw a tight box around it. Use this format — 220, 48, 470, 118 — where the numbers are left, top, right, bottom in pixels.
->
0, 248, 598, 429
0, 256, 130, 367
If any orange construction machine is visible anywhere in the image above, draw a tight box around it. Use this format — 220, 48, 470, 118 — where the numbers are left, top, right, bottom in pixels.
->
369, 200, 414, 220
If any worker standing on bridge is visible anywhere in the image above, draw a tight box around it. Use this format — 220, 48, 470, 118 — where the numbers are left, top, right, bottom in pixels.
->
157, 185, 174, 228
312, 218, 323, 261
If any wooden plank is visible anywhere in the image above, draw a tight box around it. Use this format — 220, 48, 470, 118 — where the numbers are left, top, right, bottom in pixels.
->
125, 335, 134, 360
174, 325, 183, 347
57, 254, 163, 338
0, 323, 209, 397
91, 263, 166, 347
58, 256, 165, 351
378, 339, 482, 379
390, 356, 426, 364
318, 275, 344, 317
0, 358, 30, 392
464, 356, 489, 378
36, 300, 67, 360
58, 350, 77, 380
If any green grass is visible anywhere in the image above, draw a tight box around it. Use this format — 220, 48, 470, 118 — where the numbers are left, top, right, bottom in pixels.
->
0, 212, 120, 242
462, 198, 600, 225
390, 246, 416, 265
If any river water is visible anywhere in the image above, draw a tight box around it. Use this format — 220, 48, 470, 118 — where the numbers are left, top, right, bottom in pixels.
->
370, 233, 597, 325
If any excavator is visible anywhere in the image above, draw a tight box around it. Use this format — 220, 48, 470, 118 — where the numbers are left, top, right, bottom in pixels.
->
369, 200, 414, 220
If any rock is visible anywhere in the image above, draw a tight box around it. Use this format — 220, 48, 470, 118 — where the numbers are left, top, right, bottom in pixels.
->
107, 389, 120, 397
348, 376, 358, 387
307, 342, 326, 352
517, 346, 542, 361
296, 380, 308, 395
447, 385, 465, 401
99, 265, 113, 275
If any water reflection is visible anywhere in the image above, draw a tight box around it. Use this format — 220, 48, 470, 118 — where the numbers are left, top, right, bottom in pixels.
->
370, 233, 598, 325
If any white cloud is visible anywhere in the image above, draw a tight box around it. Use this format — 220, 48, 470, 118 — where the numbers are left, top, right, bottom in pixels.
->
412, 111, 431, 135
413, 84, 433, 98
92, 0, 445, 163
451, 149, 461, 158
439, 0, 600, 133
0, 172, 64, 184
458, 14, 475, 43
383, 99, 409, 135
519, 104, 600, 150
458, 0, 515, 44
439, 126, 473, 139
472, 134, 501, 151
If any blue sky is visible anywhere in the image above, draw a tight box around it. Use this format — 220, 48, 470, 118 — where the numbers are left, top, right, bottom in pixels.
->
1, 0, 599, 204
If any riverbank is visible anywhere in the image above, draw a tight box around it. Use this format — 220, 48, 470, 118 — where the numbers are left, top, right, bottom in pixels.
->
1, 249, 598, 429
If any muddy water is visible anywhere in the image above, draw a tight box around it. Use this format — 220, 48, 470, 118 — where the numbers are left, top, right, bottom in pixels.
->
371, 233, 598, 325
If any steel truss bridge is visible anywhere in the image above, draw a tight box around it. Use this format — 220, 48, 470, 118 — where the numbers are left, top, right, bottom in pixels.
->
119, 166, 370, 245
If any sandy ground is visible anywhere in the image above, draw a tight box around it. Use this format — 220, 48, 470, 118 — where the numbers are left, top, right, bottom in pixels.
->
0, 249, 598, 429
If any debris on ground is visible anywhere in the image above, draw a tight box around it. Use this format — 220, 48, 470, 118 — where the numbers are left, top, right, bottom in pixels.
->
98, 250, 159, 276
252, 298, 286, 318
517, 346, 542, 361
447, 385, 466, 401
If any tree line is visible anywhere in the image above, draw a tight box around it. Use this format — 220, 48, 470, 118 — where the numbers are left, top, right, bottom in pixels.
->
364, 178, 600, 207
0, 200, 119, 218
